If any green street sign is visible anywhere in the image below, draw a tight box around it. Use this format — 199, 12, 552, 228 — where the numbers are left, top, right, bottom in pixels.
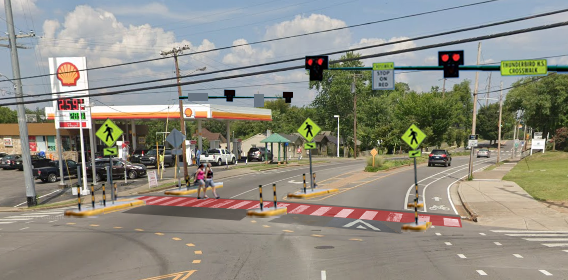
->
373, 62, 394, 70
298, 118, 321, 142
501, 59, 547, 76
96, 118, 124, 147
409, 150, 421, 158
103, 147, 118, 156
401, 124, 426, 150
304, 142, 316, 150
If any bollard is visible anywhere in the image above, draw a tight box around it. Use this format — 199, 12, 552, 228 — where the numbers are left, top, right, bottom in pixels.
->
102, 184, 106, 207
90, 184, 95, 209
259, 185, 264, 212
185, 175, 190, 190
77, 186, 81, 211
273, 183, 277, 209
312, 173, 317, 189
303, 173, 306, 194
114, 183, 118, 200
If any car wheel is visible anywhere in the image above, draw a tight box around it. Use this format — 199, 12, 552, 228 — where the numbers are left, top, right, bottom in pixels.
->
444, 161, 448, 167
428, 163, 431, 167
231, 157, 235, 165
128, 170, 138, 179
47, 173, 57, 183
217, 159, 222, 166
41, 178, 48, 183
448, 161, 451, 166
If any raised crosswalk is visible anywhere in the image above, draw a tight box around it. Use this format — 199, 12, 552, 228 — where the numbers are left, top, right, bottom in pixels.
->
139, 196, 462, 228
491, 230, 568, 250
0, 208, 71, 224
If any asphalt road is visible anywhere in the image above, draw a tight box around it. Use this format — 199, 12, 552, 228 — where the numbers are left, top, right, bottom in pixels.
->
3, 144, 566, 279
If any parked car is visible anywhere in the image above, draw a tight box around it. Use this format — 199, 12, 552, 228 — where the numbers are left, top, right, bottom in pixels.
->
15, 155, 52, 171
139, 149, 175, 167
247, 147, 273, 162
0, 152, 7, 162
33, 160, 79, 183
428, 149, 452, 167
477, 148, 491, 158
130, 149, 149, 163
0, 154, 21, 170
200, 149, 236, 166
86, 158, 147, 181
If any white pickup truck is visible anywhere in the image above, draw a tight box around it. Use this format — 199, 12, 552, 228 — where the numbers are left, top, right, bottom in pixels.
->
200, 149, 236, 166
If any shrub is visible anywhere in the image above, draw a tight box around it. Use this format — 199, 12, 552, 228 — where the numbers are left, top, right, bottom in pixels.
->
366, 156, 385, 167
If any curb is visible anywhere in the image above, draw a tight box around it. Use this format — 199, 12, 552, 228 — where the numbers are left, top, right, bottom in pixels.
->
64, 200, 145, 217
247, 207, 287, 217
164, 184, 224, 196
287, 189, 339, 199
456, 182, 478, 222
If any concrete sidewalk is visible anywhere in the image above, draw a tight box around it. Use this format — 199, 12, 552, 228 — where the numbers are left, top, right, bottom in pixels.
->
457, 160, 568, 230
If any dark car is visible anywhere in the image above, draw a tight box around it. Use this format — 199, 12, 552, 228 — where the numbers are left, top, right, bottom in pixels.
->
140, 149, 174, 167
247, 147, 273, 162
130, 149, 149, 163
428, 149, 452, 167
0, 152, 7, 162
0, 154, 21, 170
33, 160, 79, 183
86, 158, 147, 181
15, 155, 52, 171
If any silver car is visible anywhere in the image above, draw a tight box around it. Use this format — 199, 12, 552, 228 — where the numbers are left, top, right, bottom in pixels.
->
477, 148, 491, 158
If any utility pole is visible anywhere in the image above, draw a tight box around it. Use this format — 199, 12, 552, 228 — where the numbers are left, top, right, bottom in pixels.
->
468, 42, 482, 179
486, 73, 492, 107
351, 74, 363, 159
3, 0, 37, 206
161, 45, 190, 180
497, 81, 503, 163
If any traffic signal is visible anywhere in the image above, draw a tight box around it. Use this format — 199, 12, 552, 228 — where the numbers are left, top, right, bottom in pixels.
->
283, 92, 293, 103
305, 56, 329, 81
438, 51, 464, 78
224, 89, 235, 102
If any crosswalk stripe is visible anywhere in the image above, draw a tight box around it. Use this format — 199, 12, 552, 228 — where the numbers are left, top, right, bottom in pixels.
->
10, 215, 51, 218
310, 207, 332, 216
0, 218, 32, 221
523, 238, 568, 242
0, 222, 14, 224
289, 205, 311, 214
542, 243, 568, 247
227, 201, 253, 209
161, 198, 186, 206
506, 234, 568, 237
334, 209, 354, 218
359, 211, 378, 220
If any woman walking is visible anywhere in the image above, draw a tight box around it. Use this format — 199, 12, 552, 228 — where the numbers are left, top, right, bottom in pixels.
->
195, 164, 207, 199
205, 163, 220, 199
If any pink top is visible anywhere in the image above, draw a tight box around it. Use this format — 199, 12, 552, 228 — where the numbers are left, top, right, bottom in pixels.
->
196, 169, 205, 180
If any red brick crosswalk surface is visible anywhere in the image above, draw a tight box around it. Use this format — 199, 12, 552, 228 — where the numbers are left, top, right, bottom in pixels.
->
137, 196, 462, 228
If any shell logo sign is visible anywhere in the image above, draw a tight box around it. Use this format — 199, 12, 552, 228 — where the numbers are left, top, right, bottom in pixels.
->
184, 108, 193, 118
56, 62, 80, 86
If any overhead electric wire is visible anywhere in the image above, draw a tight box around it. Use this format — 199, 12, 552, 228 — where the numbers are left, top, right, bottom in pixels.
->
0, 0, 501, 85
3, 20, 568, 107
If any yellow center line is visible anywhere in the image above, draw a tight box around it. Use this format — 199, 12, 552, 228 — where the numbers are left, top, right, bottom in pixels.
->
155, 233, 164, 236
172, 237, 182, 241
350, 238, 363, 241
135, 229, 144, 232
194, 250, 202, 255
186, 243, 195, 247
113, 227, 122, 229
192, 260, 201, 264
66, 222, 75, 225
263, 225, 271, 228
283, 230, 294, 233
250, 220, 257, 223
312, 234, 324, 237
90, 224, 99, 227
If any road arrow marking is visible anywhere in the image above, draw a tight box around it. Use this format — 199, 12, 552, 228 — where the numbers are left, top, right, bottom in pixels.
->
432, 197, 442, 202
139, 270, 197, 280
343, 219, 380, 231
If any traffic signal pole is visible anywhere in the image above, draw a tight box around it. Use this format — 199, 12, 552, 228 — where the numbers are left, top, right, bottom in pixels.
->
468, 42, 482, 179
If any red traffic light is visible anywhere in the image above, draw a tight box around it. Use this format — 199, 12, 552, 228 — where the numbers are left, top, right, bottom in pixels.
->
317, 58, 323, 65
452, 53, 461, 62
441, 54, 449, 62
307, 58, 313, 66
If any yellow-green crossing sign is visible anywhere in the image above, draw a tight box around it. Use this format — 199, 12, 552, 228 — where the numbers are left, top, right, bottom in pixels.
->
501, 59, 547, 76
298, 118, 321, 142
401, 124, 426, 150
96, 118, 123, 148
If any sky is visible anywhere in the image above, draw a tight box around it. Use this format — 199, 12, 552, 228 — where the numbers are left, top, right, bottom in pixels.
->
1, 0, 568, 112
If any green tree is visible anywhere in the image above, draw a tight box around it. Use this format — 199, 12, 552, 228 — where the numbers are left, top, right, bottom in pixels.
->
0, 107, 17, 123
477, 103, 500, 144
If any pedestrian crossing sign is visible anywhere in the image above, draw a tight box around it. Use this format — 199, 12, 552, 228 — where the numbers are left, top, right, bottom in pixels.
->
304, 142, 316, 150
401, 124, 426, 150
96, 118, 123, 147
409, 149, 421, 158
103, 147, 118, 156
298, 118, 321, 142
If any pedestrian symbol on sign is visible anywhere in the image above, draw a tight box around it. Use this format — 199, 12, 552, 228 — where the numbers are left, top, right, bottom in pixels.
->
104, 124, 114, 142
304, 122, 313, 138
409, 129, 418, 146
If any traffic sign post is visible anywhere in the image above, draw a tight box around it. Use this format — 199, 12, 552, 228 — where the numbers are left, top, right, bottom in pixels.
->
370, 148, 378, 167
96, 118, 124, 204
372, 63, 395, 90
298, 118, 321, 190
166, 128, 186, 189
401, 124, 431, 231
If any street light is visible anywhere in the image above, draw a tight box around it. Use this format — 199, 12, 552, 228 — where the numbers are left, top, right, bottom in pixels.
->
334, 115, 340, 157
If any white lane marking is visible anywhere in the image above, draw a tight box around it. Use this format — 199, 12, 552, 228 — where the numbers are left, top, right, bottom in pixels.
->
457, 254, 466, 259
523, 238, 568, 242
542, 243, 568, 247
0, 222, 13, 224
513, 254, 523, 258
479, 233, 486, 236
9, 215, 50, 218
28, 211, 64, 215
19, 227, 29, 230
562, 250, 568, 253
539, 270, 552, 276
334, 209, 354, 218
494, 242, 502, 246
435, 233, 441, 236
476, 270, 487, 276
0, 218, 32, 221
492, 230, 568, 233
445, 242, 452, 246
13, 189, 61, 207
423, 160, 492, 212
506, 234, 568, 237
431, 226, 435, 228
321, 270, 326, 280
229, 165, 347, 198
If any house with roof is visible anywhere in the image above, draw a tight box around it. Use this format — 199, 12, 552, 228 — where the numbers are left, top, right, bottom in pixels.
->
192, 128, 226, 149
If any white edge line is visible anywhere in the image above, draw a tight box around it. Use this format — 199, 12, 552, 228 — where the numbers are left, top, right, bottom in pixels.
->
321, 270, 326, 280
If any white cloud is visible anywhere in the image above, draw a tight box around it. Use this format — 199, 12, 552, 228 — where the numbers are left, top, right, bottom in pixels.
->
108, 2, 242, 23
350, 36, 417, 66
222, 39, 274, 65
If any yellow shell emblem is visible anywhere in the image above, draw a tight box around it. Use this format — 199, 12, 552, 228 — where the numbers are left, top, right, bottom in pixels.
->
57, 62, 80, 86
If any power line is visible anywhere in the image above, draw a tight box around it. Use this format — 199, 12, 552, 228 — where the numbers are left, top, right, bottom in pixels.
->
3, 20, 568, 107
0, 0, 503, 85
10, 8, 568, 102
